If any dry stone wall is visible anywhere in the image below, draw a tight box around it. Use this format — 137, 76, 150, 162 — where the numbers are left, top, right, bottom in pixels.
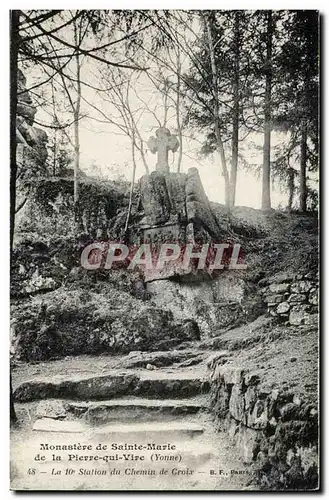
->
260, 272, 319, 326
209, 364, 318, 490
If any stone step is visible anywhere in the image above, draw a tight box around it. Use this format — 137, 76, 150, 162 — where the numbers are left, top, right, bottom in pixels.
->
14, 370, 210, 403
33, 418, 85, 433
16, 397, 209, 425
32, 418, 205, 439
68, 397, 208, 424
134, 374, 209, 399
93, 421, 204, 438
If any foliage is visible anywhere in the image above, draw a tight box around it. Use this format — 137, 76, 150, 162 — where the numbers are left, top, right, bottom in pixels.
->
271, 11, 319, 196
46, 127, 73, 177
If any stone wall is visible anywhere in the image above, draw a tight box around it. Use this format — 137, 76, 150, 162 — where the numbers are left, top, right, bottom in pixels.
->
209, 363, 318, 490
260, 272, 319, 326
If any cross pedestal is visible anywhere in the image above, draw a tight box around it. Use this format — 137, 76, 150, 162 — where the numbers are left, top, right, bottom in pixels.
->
147, 127, 179, 174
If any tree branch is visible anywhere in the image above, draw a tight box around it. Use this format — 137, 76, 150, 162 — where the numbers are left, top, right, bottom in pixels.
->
19, 11, 149, 71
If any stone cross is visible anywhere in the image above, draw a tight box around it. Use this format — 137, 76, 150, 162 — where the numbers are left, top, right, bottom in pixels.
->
147, 127, 179, 174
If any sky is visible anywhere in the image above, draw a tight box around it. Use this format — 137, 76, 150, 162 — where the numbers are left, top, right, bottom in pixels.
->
77, 118, 288, 209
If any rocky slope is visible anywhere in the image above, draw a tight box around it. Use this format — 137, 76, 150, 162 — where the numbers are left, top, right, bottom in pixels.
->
11, 188, 319, 490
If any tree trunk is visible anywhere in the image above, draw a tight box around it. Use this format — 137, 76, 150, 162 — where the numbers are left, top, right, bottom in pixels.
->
73, 27, 81, 206
73, 111, 80, 203
261, 11, 273, 211
230, 11, 240, 207
176, 47, 183, 173
124, 137, 137, 237
53, 129, 57, 176
163, 80, 168, 127
10, 10, 19, 255
204, 13, 230, 206
287, 167, 295, 211
73, 24, 82, 231
10, 9, 19, 426
139, 138, 150, 175
299, 120, 307, 212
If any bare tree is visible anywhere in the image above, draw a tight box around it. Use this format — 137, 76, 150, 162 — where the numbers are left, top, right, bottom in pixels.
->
230, 11, 240, 207
299, 120, 307, 212
175, 46, 183, 172
203, 12, 230, 206
261, 10, 274, 211
124, 130, 137, 237
73, 21, 82, 205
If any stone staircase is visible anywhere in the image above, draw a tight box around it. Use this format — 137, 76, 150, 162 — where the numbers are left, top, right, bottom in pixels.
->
11, 351, 255, 491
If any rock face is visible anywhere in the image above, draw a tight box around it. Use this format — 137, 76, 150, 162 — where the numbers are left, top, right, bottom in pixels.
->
139, 172, 173, 226
146, 275, 245, 337
261, 272, 319, 326
139, 167, 220, 241
109, 307, 200, 352
16, 69, 48, 165
209, 364, 319, 490
11, 287, 201, 362
185, 168, 221, 238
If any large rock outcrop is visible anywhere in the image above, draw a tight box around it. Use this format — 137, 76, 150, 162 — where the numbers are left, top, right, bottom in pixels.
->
138, 167, 221, 244
16, 69, 48, 166
11, 286, 200, 362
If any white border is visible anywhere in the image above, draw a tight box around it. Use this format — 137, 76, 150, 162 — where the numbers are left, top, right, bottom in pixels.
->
0, 3, 326, 499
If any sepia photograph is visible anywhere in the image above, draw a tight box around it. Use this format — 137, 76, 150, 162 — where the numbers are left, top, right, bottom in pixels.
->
9, 8, 319, 491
